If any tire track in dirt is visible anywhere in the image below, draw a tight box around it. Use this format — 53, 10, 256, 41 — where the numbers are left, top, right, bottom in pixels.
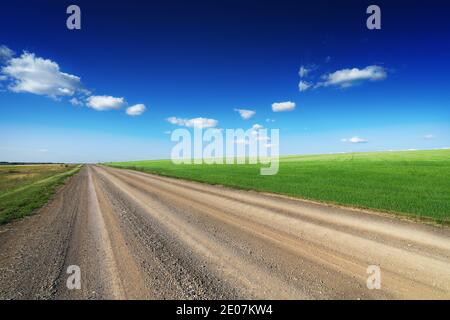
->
95, 165, 450, 299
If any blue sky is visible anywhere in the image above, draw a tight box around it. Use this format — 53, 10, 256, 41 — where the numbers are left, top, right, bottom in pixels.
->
1, 0, 449, 162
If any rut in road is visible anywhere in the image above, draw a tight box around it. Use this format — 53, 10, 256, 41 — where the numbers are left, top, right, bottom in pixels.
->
0, 165, 449, 299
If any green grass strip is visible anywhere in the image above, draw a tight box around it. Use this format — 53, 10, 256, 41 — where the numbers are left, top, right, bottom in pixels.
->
0, 165, 82, 225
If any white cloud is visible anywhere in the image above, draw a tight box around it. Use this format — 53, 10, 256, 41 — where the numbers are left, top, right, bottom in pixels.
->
342, 136, 368, 144
1, 52, 82, 98
69, 97, 83, 106
0, 45, 149, 117
87, 95, 125, 111
167, 117, 182, 125
250, 124, 271, 142
126, 103, 146, 116
424, 134, 435, 140
299, 80, 312, 92
299, 65, 309, 78
234, 108, 256, 120
272, 101, 296, 112
266, 118, 275, 123
250, 123, 264, 136
318, 65, 386, 88
0, 45, 14, 62
167, 116, 218, 129
350, 137, 368, 143
186, 117, 218, 129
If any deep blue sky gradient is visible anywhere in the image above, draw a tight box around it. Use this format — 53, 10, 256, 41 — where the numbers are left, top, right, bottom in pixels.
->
1, 0, 449, 162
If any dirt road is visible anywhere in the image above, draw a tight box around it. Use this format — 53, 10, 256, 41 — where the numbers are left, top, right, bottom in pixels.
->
0, 165, 449, 299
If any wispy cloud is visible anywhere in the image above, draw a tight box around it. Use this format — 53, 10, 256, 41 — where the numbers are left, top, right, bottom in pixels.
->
298, 80, 312, 92
299, 65, 310, 78
272, 101, 296, 112
0, 45, 14, 63
167, 116, 218, 129
234, 108, 256, 120
318, 65, 386, 88
298, 64, 387, 92
69, 97, 83, 106
341, 136, 368, 144
424, 134, 435, 140
126, 104, 146, 116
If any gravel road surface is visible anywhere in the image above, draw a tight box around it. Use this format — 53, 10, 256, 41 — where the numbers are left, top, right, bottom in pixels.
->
1, 165, 449, 299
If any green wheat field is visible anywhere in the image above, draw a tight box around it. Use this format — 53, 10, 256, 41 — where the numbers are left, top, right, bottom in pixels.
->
107, 149, 450, 224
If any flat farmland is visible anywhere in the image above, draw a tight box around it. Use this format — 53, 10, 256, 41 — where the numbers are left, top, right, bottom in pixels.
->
107, 149, 450, 223
2, 165, 450, 299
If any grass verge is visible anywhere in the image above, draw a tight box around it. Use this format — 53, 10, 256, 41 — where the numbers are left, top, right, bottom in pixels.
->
0, 165, 81, 225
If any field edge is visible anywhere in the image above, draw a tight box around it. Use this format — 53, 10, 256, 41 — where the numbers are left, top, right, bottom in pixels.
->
104, 163, 449, 227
